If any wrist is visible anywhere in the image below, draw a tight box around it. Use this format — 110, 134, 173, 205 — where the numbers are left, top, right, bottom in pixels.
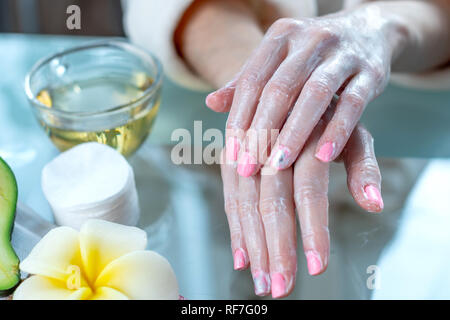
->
360, 3, 412, 65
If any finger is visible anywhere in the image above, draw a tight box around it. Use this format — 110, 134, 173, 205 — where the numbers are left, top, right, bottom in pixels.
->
238, 174, 270, 295
293, 120, 330, 276
343, 124, 384, 212
205, 75, 239, 113
220, 150, 249, 270
238, 38, 326, 177
315, 73, 373, 162
260, 168, 297, 298
225, 34, 288, 163
267, 54, 356, 172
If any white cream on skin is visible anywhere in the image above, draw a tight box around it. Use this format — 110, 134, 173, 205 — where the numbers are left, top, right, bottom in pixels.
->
42, 142, 140, 229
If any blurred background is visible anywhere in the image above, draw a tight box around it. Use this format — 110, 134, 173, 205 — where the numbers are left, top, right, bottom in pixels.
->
0, 0, 124, 35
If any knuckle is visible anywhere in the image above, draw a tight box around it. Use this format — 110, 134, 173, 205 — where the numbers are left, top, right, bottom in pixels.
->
365, 62, 388, 88
224, 199, 238, 215
262, 81, 292, 101
270, 18, 301, 36
239, 70, 260, 90
343, 92, 366, 110
260, 197, 287, 216
319, 69, 338, 83
271, 252, 295, 266
342, 52, 359, 64
310, 27, 339, 44
238, 200, 256, 214
260, 198, 276, 214
356, 156, 378, 170
225, 117, 244, 130
249, 248, 265, 260
348, 156, 380, 178
306, 79, 334, 97
334, 119, 351, 138
357, 125, 375, 143
355, 123, 369, 136
229, 227, 242, 240
314, 70, 340, 93
371, 64, 386, 82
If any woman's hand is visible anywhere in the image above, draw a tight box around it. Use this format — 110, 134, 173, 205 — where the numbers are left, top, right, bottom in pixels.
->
221, 114, 383, 298
209, 4, 410, 177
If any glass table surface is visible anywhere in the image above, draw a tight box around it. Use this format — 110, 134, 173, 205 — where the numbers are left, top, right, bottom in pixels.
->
1, 33, 450, 299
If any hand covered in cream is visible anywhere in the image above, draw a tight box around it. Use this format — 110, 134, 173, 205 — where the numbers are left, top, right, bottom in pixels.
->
13, 219, 179, 300
207, 2, 425, 176
221, 105, 382, 299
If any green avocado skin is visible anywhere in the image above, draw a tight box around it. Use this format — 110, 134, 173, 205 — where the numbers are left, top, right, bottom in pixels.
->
0, 157, 20, 291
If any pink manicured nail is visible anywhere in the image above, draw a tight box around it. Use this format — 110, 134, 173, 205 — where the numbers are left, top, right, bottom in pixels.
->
271, 273, 286, 298
253, 271, 270, 296
306, 250, 323, 276
237, 152, 257, 177
269, 145, 290, 170
234, 249, 246, 270
364, 185, 384, 210
226, 137, 239, 162
315, 142, 335, 162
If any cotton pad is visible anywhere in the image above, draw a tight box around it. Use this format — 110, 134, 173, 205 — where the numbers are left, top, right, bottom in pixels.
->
42, 142, 140, 229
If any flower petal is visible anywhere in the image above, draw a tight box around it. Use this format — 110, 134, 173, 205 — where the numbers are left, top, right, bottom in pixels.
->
95, 251, 179, 300
90, 287, 129, 300
19, 226, 87, 286
79, 219, 147, 283
13, 276, 92, 300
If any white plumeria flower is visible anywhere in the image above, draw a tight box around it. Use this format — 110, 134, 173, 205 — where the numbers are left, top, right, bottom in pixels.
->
13, 219, 179, 300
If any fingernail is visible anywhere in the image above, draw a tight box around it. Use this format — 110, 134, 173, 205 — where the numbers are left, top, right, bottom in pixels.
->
253, 271, 270, 296
234, 249, 246, 270
364, 185, 384, 211
315, 142, 335, 162
271, 273, 286, 298
269, 145, 290, 170
226, 137, 239, 162
237, 152, 257, 177
306, 250, 323, 276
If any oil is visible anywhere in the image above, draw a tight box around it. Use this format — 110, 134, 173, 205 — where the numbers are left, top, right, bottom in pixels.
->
36, 73, 160, 157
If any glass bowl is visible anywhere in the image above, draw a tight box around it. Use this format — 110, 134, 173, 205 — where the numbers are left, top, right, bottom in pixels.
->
25, 40, 163, 157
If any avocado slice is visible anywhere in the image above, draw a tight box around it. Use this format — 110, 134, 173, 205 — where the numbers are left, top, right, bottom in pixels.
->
0, 157, 19, 290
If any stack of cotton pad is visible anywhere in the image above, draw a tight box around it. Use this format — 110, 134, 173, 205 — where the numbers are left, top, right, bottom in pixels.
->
42, 142, 140, 229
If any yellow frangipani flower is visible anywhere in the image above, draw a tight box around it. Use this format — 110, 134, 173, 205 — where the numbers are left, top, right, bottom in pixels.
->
13, 219, 179, 300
